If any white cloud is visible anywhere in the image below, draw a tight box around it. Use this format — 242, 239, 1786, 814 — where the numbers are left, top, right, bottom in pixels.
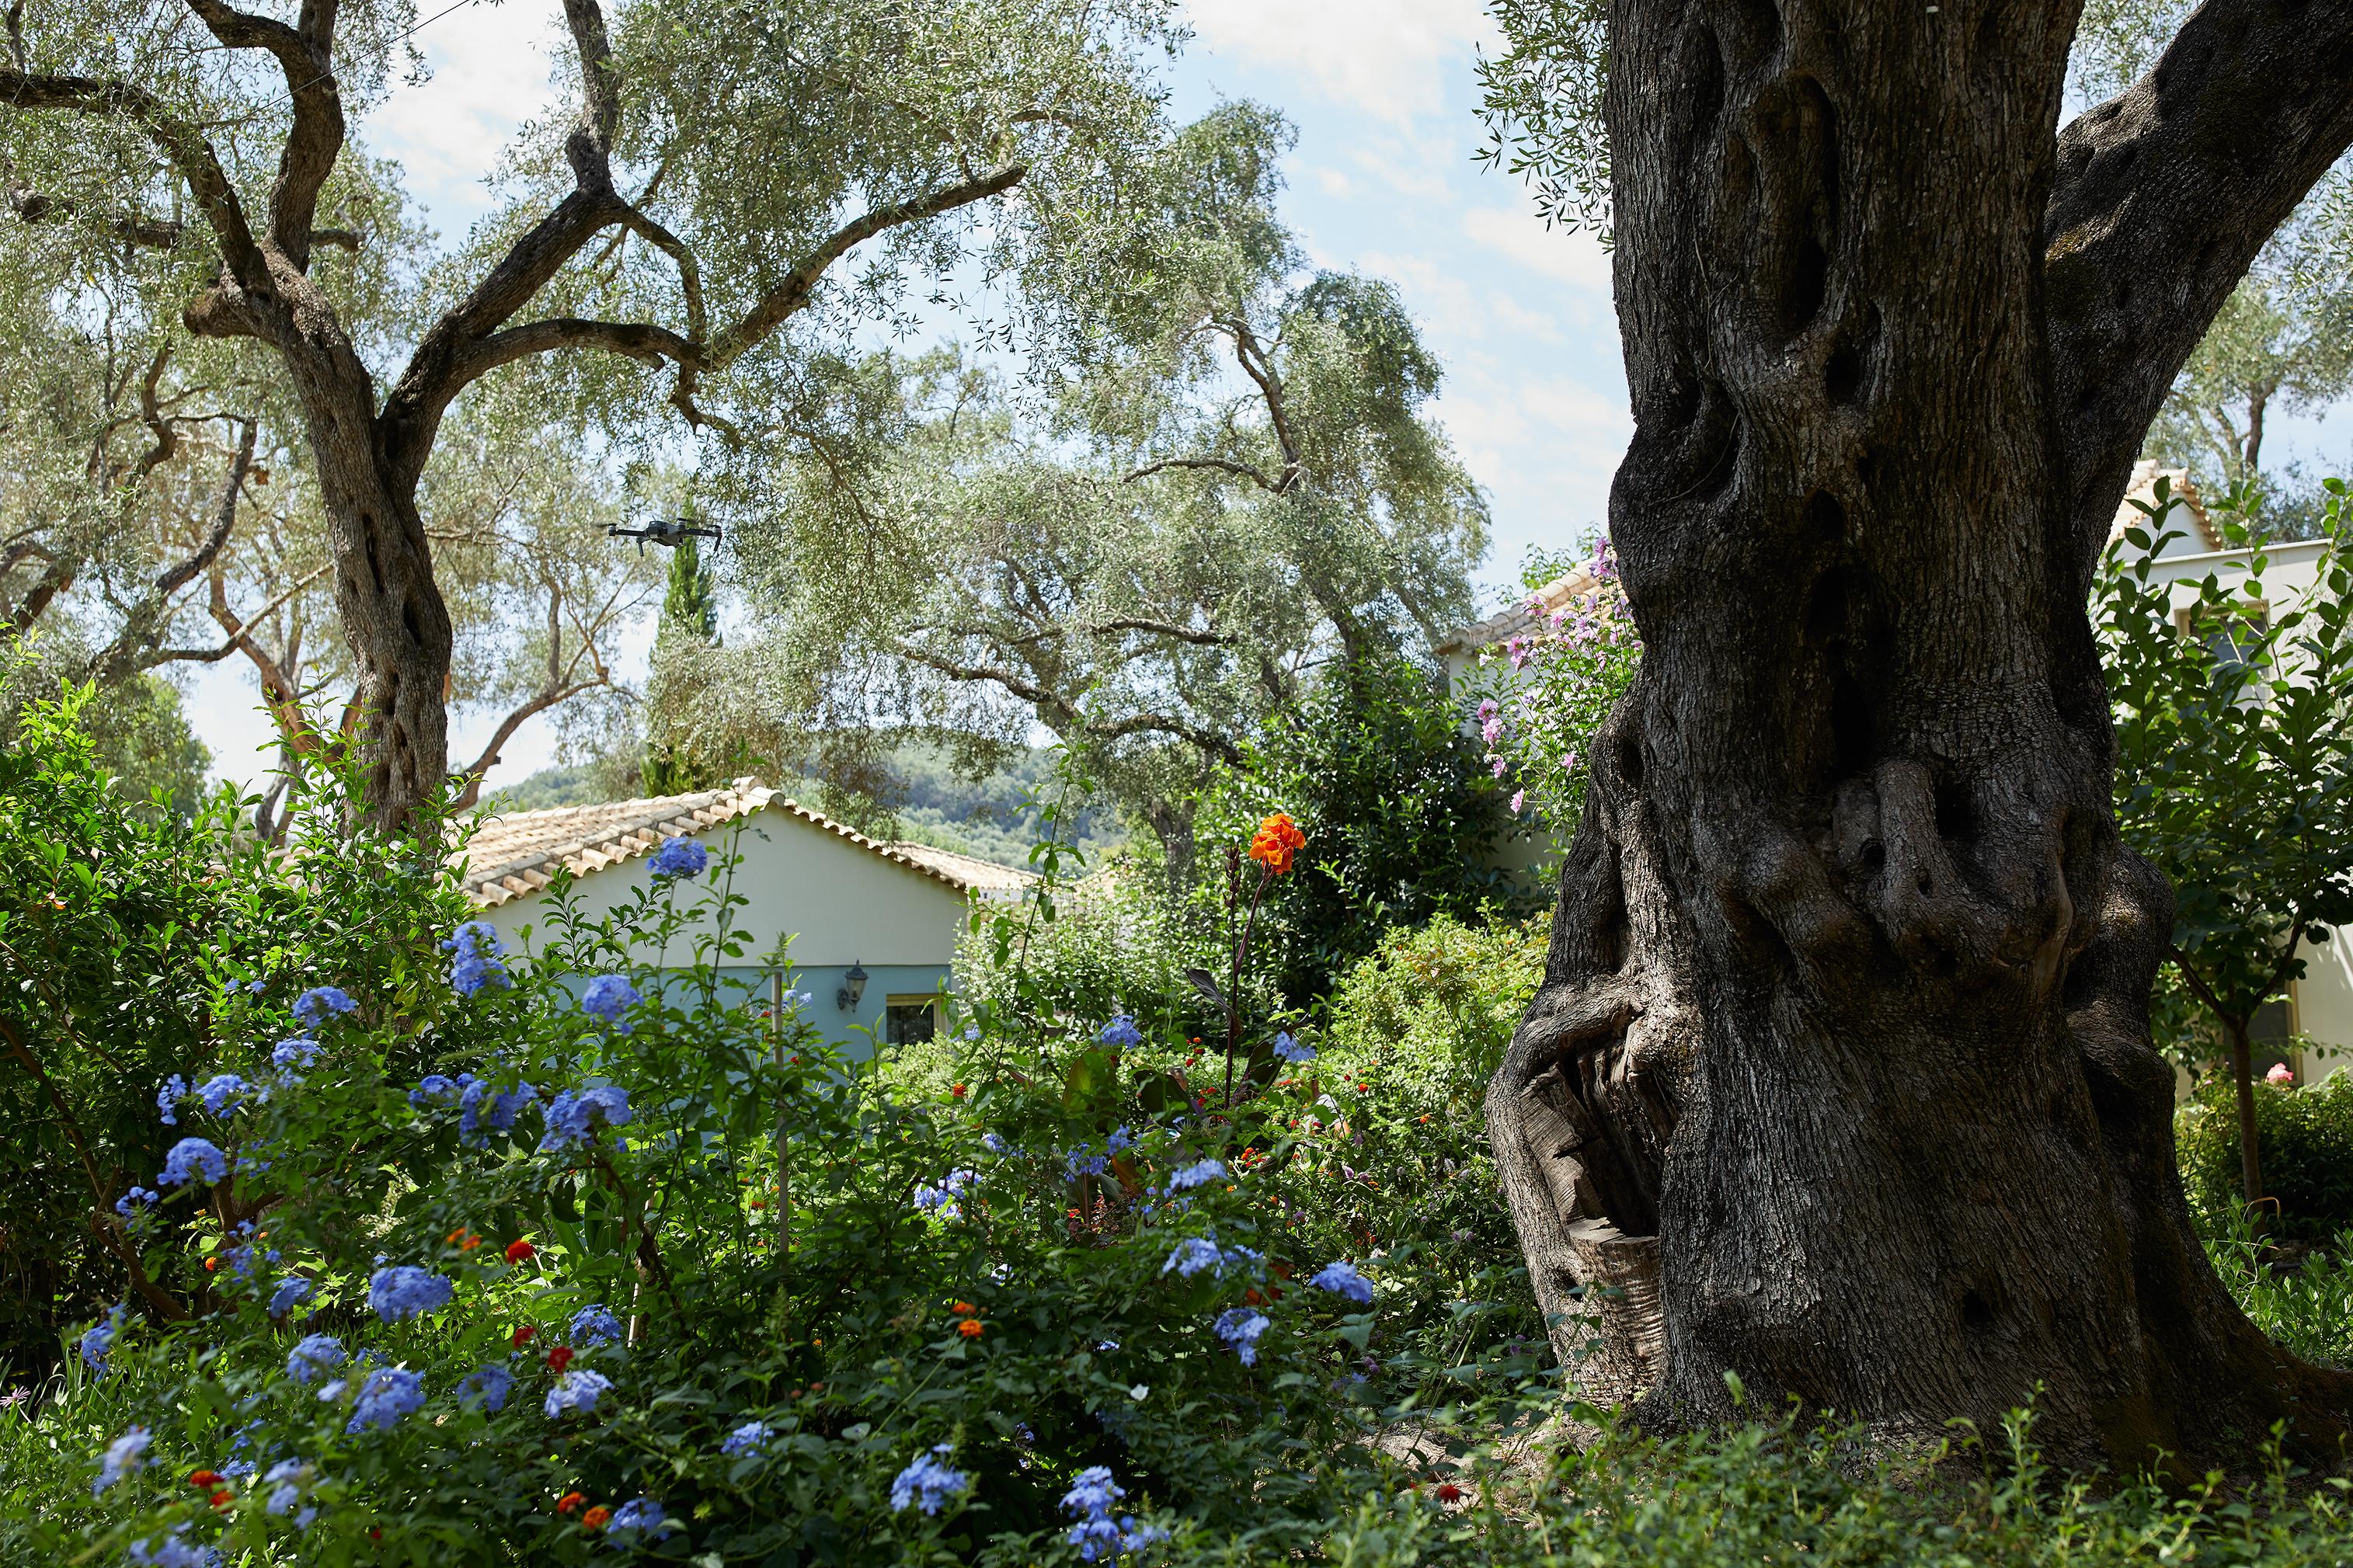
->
1359, 250, 1563, 347
1461, 206, 1613, 295
1182, 0, 1498, 123
367, 3, 562, 235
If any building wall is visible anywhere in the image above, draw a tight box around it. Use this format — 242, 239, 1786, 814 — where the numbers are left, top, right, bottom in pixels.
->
475, 809, 967, 1055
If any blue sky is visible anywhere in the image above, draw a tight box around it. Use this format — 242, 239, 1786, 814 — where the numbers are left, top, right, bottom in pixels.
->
182, 0, 2343, 794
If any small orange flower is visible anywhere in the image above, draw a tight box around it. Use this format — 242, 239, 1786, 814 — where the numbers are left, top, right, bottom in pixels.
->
209, 1490, 232, 1507
949, 1083, 967, 1098
750, 1199, 768, 1210
950, 1301, 977, 1316
547, 1345, 575, 1374
556, 1491, 587, 1517
957, 1319, 984, 1339
1248, 813, 1305, 874
581, 1505, 611, 1530
505, 1238, 536, 1264
203, 1257, 218, 1272
189, 1470, 223, 1488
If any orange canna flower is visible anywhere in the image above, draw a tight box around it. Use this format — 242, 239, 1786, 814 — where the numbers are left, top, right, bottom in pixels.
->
956, 1319, 984, 1339
1248, 813, 1305, 874
581, 1505, 611, 1530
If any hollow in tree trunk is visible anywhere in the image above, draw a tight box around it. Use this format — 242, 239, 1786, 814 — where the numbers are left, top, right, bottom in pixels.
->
1488, 0, 2353, 1470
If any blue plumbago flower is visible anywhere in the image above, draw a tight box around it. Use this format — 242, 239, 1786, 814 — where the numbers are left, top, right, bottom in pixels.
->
720, 1420, 773, 1457
292, 986, 357, 1027
78, 1306, 124, 1375
1064, 1145, 1109, 1180
155, 1075, 187, 1125
159, 1137, 228, 1188
245, 979, 266, 993
545, 1368, 612, 1419
266, 1278, 312, 1318
113, 1185, 159, 1220
270, 1037, 320, 1073
913, 1168, 978, 1216
92, 1425, 151, 1495
193, 1073, 249, 1116
456, 1364, 513, 1413
1168, 1159, 1227, 1191
580, 974, 641, 1031
408, 1073, 466, 1109
1215, 1307, 1272, 1367
1161, 1237, 1260, 1279
537, 1085, 633, 1152
367, 1265, 454, 1323
1060, 1465, 1168, 1562
127, 1528, 218, 1567
263, 1459, 312, 1518
889, 1445, 971, 1515
287, 1333, 345, 1385
649, 836, 708, 878
1310, 1260, 1375, 1304
608, 1498, 672, 1541
962, 1024, 981, 1041
346, 1365, 425, 1433
569, 1304, 625, 1347
981, 1132, 1012, 1156
1271, 1031, 1316, 1064
440, 920, 510, 997
1097, 1013, 1143, 1048
1106, 1125, 1137, 1155
458, 1076, 536, 1142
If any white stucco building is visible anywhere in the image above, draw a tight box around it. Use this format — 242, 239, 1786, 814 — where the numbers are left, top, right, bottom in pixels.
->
451, 778, 1029, 1054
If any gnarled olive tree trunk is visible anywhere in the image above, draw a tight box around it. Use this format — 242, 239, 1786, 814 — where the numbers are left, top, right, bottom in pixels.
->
1490, 0, 2353, 1470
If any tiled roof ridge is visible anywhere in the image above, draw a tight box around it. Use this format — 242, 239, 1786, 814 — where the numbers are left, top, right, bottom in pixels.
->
455, 777, 978, 909
1436, 564, 1605, 655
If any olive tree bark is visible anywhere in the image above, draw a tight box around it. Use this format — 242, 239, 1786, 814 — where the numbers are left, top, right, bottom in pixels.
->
1489, 0, 2353, 1470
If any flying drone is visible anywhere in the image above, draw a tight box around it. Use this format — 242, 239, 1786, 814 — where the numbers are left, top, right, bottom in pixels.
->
608, 512, 722, 555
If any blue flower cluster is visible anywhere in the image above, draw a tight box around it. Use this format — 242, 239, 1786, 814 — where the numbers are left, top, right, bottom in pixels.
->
1167, 1158, 1227, 1191
113, 1184, 158, 1220
440, 921, 510, 997
889, 1445, 970, 1515
912, 1168, 977, 1218
539, 1085, 633, 1151
263, 1459, 318, 1528
1161, 1237, 1261, 1279
270, 1037, 320, 1073
720, 1420, 773, 1457
570, 1304, 625, 1347
78, 1306, 124, 1375
1097, 1013, 1143, 1048
126, 1528, 217, 1567
608, 1498, 672, 1541
92, 1426, 150, 1495
581, 974, 641, 1031
287, 1333, 345, 1385
460, 1076, 537, 1142
155, 1075, 186, 1126
1271, 1030, 1316, 1063
367, 1265, 454, 1323
292, 986, 357, 1029
457, 1364, 513, 1413
1061, 1466, 1168, 1562
1310, 1259, 1375, 1304
347, 1365, 425, 1432
545, 1368, 612, 1418
194, 1073, 250, 1116
1214, 1307, 1271, 1366
267, 1278, 312, 1318
649, 836, 708, 878
409, 1074, 466, 1109
160, 1137, 228, 1188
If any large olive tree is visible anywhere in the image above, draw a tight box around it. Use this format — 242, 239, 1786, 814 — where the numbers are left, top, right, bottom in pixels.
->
2, 0, 1172, 829
1479, 0, 2353, 1469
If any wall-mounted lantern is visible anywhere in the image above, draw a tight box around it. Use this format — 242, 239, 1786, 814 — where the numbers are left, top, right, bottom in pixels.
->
837, 961, 868, 1013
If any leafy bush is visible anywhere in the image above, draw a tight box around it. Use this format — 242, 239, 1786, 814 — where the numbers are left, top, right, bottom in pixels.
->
2178, 1068, 2353, 1239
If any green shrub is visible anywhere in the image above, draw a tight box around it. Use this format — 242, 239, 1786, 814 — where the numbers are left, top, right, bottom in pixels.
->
2177, 1066, 2353, 1238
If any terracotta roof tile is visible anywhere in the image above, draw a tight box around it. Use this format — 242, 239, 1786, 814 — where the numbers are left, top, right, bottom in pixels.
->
451, 777, 987, 909
1435, 565, 1606, 656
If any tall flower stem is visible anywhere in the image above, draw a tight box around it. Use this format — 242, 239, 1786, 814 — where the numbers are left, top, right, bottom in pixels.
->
1223, 860, 1272, 1112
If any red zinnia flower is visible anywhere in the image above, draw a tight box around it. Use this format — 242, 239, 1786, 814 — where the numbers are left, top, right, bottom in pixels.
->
581, 1505, 611, 1530
1435, 1482, 1465, 1504
956, 1319, 984, 1339
547, 1345, 575, 1373
504, 1238, 535, 1264
188, 1470, 223, 1488
950, 1300, 977, 1316
556, 1491, 587, 1517
513, 1324, 537, 1347
210, 1490, 233, 1508
949, 1083, 967, 1098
